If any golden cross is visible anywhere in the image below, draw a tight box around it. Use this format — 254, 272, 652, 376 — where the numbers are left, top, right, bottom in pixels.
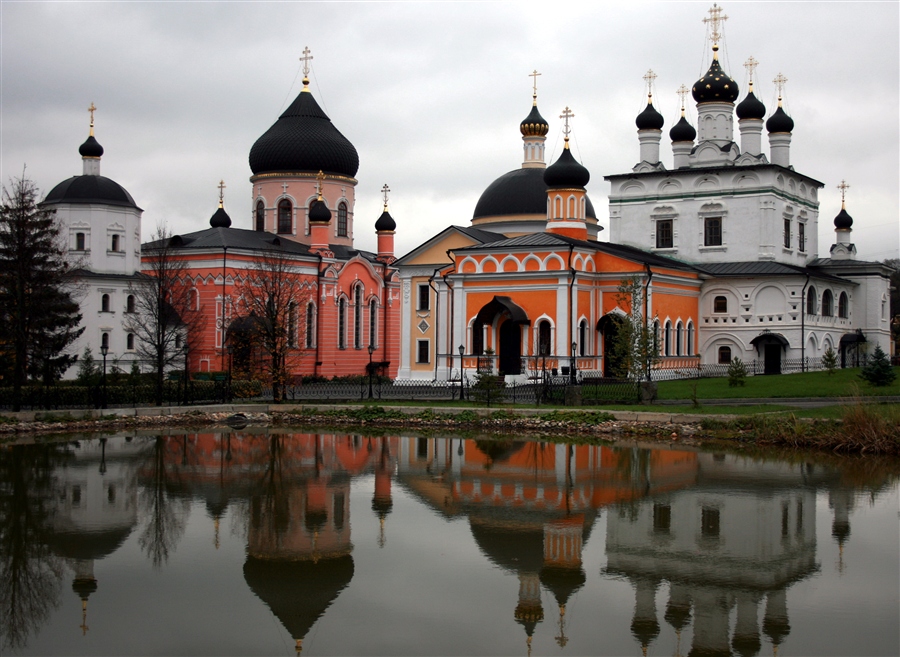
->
316, 170, 325, 198
218, 179, 226, 205
560, 106, 574, 140
381, 183, 391, 209
773, 72, 788, 101
88, 102, 96, 127
837, 180, 850, 207
703, 3, 728, 44
643, 69, 657, 101
744, 56, 759, 89
300, 46, 313, 77
529, 69, 541, 99
676, 84, 690, 112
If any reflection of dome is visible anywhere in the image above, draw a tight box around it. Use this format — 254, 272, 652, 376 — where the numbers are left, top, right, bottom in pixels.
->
249, 89, 359, 178
540, 565, 586, 607
470, 520, 544, 573
472, 168, 597, 220
243, 555, 354, 645
43, 175, 139, 209
46, 527, 133, 561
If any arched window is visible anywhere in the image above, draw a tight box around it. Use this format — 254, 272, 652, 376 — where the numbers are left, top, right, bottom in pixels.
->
126, 295, 135, 313
278, 199, 292, 234
822, 290, 834, 317
287, 302, 297, 347
338, 298, 347, 348
101, 294, 110, 313
806, 286, 817, 315
337, 202, 348, 237
579, 320, 588, 356
718, 345, 732, 364
686, 322, 694, 356
538, 320, 551, 356
255, 201, 265, 231
675, 321, 683, 356
713, 295, 728, 313
369, 299, 377, 348
126, 333, 135, 350
664, 320, 672, 356
75, 232, 85, 251
838, 292, 849, 319
101, 332, 110, 350
653, 320, 661, 355
354, 286, 363, 349
305, 302, 316, 348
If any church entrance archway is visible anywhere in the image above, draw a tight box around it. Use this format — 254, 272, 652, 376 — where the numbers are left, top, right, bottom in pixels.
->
750, 331, 789, 375
498, 320, 521, 375
763, 344, 782, 375
598, 314, 624, 378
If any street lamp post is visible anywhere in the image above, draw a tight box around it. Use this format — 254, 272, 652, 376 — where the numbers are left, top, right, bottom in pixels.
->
570, 341, 577, 385
458, 345, 465, 401
367, 344, 375, 399
100, 344, 108, 409
182, 343, 190, 406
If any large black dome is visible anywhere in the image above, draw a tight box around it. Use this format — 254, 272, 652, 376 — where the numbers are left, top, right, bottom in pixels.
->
43, 175, 139, 209
249, 90, 359, 178
692, 55, 739, 104
473, 167, 597, 220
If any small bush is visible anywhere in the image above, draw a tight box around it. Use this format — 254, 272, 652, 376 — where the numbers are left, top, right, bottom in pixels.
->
822, 347, 838, 375
727, 358, 747, 387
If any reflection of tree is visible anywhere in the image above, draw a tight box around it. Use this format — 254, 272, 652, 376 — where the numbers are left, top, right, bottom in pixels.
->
138, 437, 190, 568
0, 445, 65, 650
251, 436, 291, 549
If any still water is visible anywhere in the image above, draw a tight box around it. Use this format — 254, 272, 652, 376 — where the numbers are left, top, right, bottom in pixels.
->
1, 430, 897, 656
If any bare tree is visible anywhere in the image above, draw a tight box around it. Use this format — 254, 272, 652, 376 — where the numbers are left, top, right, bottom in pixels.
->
125, 225, 204, 405
235, 241, 310, 402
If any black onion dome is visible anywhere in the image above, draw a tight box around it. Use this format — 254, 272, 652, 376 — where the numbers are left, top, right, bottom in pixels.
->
520, 104, 550, 137
374, 209, 396, 232
43, 175, 139, 209
692, 57, 739, 103
473, 168, 597, 219
669, 115, 697, 142
209, 206, 232, 228
834, 207, 853, 230
766, 105, 794, 133
635, 102, 664, 130
736, 90, 766, 120
308, 198, 332, 223
544, 147, 590, 188
79, 135, 104, 158
249, 90, 359, 177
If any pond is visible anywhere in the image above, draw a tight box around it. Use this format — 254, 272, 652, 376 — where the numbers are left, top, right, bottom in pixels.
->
2, 430, 897, 656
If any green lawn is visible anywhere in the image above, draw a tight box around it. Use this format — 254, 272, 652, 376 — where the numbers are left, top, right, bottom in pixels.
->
655, 367, 900, 400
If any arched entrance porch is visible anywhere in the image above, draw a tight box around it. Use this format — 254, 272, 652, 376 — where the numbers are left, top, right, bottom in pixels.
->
473, 296, 530, 375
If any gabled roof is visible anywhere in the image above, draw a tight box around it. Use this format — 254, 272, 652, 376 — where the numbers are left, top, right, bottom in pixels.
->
701, 261, 854, 284
454, 232, 701, 273
394, 225, 506, 266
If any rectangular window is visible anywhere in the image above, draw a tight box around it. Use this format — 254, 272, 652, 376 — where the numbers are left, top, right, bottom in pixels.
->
416, 339, 430, 364
417, 283, 430, 311
75, 232, 85, 251
783, 218, 791, 248
704, 217, 722, 246
798, 223, 806, 252
701, 507, 720, 537
111, 234, 120, 252
653, 504, 671, 533
656, 219, 673, 248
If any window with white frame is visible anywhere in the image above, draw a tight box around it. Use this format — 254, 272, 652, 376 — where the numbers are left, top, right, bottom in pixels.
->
416, 340, 430, 364
417, 283, 430, 311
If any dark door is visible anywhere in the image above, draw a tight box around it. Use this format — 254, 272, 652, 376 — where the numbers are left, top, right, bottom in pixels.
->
498, 321, 521, 375
764, 343, 782, 375
602, 320, 621, 377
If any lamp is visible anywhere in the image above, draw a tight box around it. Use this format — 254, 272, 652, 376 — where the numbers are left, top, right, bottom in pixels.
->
458, 345, 465, 401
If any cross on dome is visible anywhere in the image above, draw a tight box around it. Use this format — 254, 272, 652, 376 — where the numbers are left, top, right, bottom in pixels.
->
316, 170, 325, 199
529, 69, 541, 103
773, 72, 788, 102
218, 179, 226, 207
643, 69, 657, 102
381, 183, 391, 209
300, 46, 313, 77
837, 180, 850, 207
560, 107, 574, 143
88, 102, 96, 135
703, 3, 728, 45
744, 56, 759, 89
676, 84, 690, 112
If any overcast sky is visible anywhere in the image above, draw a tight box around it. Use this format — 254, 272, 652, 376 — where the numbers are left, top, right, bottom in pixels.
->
2, 2, 897, 261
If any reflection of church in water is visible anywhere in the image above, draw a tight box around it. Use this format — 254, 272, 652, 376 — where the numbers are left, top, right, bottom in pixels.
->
28, 434, 877, 655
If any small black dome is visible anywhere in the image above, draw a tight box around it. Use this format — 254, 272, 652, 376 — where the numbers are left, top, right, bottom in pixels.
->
209, 206, 232, 228
736, 90, 766, 120
473, 167, 597, 219
635, 102, 664, 130
43, 175, 139, 209
79, 135, 104, 158
766, 105, 794, 133
544, 147, 590, 189
308, 198, 332, 224
520, 104, 549, 137
374, 209, 396, 232
249, 90, 359, 178
669, 115, 696, 142
692, 56, 739, 103
834, 207, 853, 230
